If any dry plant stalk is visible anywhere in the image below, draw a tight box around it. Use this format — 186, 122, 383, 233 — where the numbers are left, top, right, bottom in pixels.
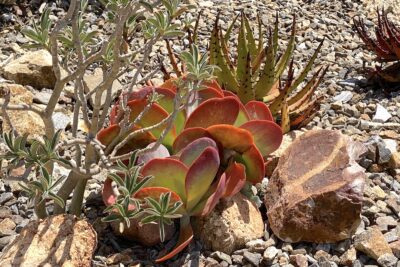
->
0, 0, 197, 218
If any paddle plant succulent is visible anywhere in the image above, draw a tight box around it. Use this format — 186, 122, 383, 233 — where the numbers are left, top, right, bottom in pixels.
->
209, 12, 327, 132
98, 78, 283, 262
353, 9, 400, 87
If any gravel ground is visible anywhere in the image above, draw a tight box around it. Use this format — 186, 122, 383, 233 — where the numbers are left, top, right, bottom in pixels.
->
0, 0, 399, 266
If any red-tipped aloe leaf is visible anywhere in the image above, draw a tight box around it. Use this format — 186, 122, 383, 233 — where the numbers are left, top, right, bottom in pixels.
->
207, 124, 254, 153
173, 127, 211, 154
245, 101, 273, 121
155, 216, 193, 263
240, 120, 283, 157
184, 97, 240, 129
239, 144, 265, 184
223, 162, 246, 197
179, 137, 218, 166
185, 147, 220, 212
142, 158, 188, 203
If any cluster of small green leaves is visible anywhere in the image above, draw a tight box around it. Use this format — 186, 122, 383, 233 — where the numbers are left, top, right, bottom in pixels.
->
102, 151, 182, 242
22, 1, 98, 56
180, 44, 219, 82
21, 7, 52, 50
1, 131, 69, 208
58, 0, 98, 56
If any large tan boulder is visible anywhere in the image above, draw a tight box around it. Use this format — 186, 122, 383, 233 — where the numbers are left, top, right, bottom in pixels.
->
1, 50, 56, 89
0, 83, 45, 140
0, 214, 97, 267
265, 129, 366, 243
192, 193, 264, 254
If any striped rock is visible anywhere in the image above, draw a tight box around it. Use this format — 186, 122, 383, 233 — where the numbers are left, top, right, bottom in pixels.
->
265, 130, 366, 243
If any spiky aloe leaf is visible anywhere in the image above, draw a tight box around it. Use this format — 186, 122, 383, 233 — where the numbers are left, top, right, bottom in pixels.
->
210, 15, 240, 92
274, 16, 296, 79
256, 14, 264, 55
243, 13, 258, 59
219, 30, 235, 72
288, 66, 328, 108
268, 60, 294, 114
272, 12, 279, 56
237, 52, 254, 103
224, 13, 240, 43
254, 36, 275, 100
286, 39, 324, 96
236, 14, 253, 103
281, 100, 291, 134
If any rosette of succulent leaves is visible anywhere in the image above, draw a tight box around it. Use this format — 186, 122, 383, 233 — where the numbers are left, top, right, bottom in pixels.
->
0, 0, 212, 237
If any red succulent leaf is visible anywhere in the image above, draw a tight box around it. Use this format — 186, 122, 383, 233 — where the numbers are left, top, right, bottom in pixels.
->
137, 143, 170, 165
245, 101, 274, 121
102, 178, 117, 206
142, 158, 188, 203
204, 80, 223, 92
173, 127, 211, 153
240, 144, 265, 184
197, 87, 224, 101
110, 87, 176, 124
184, 97, 240, 129
198, 174, 227, 216
207, 124, 254, 153
185, 147, 220, 212
223, 90, 240, 99
155, 217, 193, 263
223, 162, 246, 197
97, 124, 156, 154
240, 120, 283, 157
179, 137, 219, 166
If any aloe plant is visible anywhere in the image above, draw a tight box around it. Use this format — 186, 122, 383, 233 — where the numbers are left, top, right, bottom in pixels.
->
209, 12, 327, 133
98, 80, 283, 262
354, 9, 400, 85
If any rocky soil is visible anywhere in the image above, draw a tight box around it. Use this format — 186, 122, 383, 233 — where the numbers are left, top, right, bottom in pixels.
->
0, 0, 399, 266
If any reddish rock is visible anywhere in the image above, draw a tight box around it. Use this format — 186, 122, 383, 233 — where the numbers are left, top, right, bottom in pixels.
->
264, 130, 366, 243
110, 217, 175, 246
